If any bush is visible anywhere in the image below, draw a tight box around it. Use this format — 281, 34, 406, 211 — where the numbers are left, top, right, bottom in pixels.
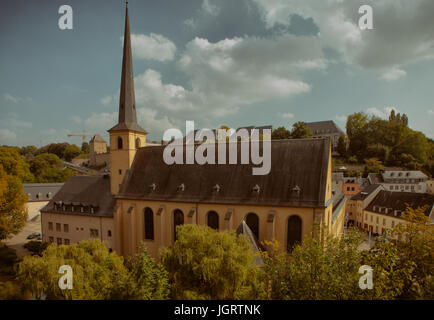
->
161, 224, 265, 299
0, 244, 18, 275
23, 241, 49, 256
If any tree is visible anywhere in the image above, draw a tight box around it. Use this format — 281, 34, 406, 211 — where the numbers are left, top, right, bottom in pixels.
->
0, 146, 34, 182
337, 135, 347, 157
271, 127, 291, 140
35, 143, 70, 159
0, 164, 28, 240
391, 206, 434, 298
346, 112, 368, 160
260, 230, 377, 300
29, 153, 72, 183
17, 240, 134, 299
23, 241, 50, 256
19, 145, 38, 157
364, 158, 384, 173
63, 145, 82, 162
126, 243, 170, 300
290, 122, 312, 139
161, 224, 265, 299
81, 142, 90, 154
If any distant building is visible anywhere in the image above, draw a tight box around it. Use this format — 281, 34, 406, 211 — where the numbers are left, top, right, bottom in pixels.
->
332, 173, 369, 196
346, 184, 384, 227
40, 176, 115, 248
362, 191, 434, 236
89, 134, 110, 168
427, 179, 434, 194
23, 183, 63, 221
305, 120, 344, 148
368, 170, 428, 193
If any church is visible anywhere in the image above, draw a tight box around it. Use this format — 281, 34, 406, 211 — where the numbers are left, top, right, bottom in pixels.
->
40, 3, 346, 259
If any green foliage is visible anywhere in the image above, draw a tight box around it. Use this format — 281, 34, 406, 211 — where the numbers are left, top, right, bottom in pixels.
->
337, 135, 347, 156
0, 280, 23, 299
35, 143, 70, 159
271, 127, 291, 140
261, 230, 369, 300
17, 240, 134, 299
0, 164, 28, 240
29, 153, 72, 183
0, 146, 34, 182
19, 145, 38, 157
63, 145, 82, 162
345, 111, 430, 173
290, 122, 313, 139
127, 243, 170, 300
0, 243, 18, 275
363, 158, 384, 174
81, 142, 90, 154
347, 156, 358, 165
24, 241, 50, 256
161, 224, 265, 299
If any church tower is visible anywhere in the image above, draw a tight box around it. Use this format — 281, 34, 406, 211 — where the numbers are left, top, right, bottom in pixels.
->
108, 2, 147, 195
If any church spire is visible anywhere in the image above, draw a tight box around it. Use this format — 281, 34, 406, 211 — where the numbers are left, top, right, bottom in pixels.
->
109, 2, 146, 133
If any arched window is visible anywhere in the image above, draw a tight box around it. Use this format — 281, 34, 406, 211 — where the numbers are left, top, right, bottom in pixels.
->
207, 211, 219, 230
144, 207, 154, 240
173, 209, 184, 241
117, 136, 123, 149
287, 215, 302, 253
135, 138, 141, 148
246, 213, 259, 239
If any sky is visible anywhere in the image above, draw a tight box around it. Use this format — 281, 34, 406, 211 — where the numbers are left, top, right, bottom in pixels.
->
1, 0, 434, 147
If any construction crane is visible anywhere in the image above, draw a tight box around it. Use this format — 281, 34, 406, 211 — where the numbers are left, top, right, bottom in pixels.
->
67, 131, 92, 144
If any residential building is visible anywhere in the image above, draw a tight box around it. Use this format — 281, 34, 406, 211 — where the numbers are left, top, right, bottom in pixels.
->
24, 183, 63, 221
368, 170, 428, 193
361, 191, 434, 236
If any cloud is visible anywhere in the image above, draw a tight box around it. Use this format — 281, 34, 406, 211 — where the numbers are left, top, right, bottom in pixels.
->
100, 96, 113, 106
335, 115, 347, 123
4, 93, 32, 104
183, 18, 196, 29
71, 115, 82, 125
84, 112, 118, 131
137, 107, 176, 137
428, 110, 434, 116
0, 129, 17, 144
380, 67, 407, 82
280, 112, 295, 119
251, 0, 434, 73
123, 34, 326, 138
128, 33, 176, 62
202, 0, 220, 16
366, 106, 399, 119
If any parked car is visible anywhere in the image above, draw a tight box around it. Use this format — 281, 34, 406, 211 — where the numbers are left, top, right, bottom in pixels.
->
26, 232, 41, 240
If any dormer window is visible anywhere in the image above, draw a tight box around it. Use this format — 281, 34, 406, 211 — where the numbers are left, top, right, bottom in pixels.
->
252, 184, 260, 193
80, 206, 84, 213
47, 192, 52, 199
213, 184, 221, 193
149, 183, 157, 191
178, 183, 185, 192
292, 185, 301, 197
90, 207, 94, 214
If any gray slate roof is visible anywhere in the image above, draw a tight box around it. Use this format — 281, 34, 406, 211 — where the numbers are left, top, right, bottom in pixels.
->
41, 176, 115, 217
305, 120, 344, 135
24, 183, 64, 202
365, 190, 434, 218
118, 138, 330, 207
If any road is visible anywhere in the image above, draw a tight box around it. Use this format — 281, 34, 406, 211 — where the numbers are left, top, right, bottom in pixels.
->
4, 214, 42, 257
